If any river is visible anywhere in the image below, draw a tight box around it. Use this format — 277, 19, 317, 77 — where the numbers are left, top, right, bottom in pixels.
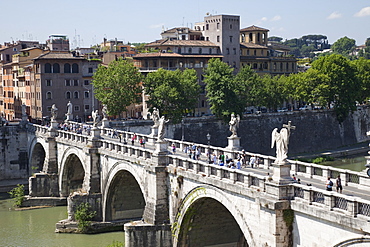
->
0, 193, 124, 247
321, 152, 368, 172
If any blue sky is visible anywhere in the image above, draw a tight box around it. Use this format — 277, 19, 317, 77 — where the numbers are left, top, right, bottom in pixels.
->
1, 0, 369, 48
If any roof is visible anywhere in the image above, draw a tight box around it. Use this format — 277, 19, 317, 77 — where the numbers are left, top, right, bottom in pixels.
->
134, 52, 222, 59
240, 43, 268, 49
240, 25, 269, 32
145, 39, 218, 48
34, 52, 85, 60
161, 27, 202, 35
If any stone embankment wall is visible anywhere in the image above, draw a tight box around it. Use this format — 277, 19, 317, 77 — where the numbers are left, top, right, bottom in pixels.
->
162, 106, 370, 156
0, 125, 29, 180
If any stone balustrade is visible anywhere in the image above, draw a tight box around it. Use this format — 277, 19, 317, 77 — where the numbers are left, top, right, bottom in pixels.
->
292, 183, 370, 218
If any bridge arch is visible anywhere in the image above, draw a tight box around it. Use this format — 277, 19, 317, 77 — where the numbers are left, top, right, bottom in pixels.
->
102, 162, 146, 222
59, 147, 87, 197
28, 137, 48, 174
173, 185, 253, 247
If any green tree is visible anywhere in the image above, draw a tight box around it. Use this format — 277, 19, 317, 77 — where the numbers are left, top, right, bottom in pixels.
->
8, 184, 25, 207
331, 36, 356, 57
144, 68, 200, 123
234, 65, 261, 107
311, 54, 360, 122
204, 58, 245, 121
75, 202, 96, 233
92, 59, 143, 116
352, 58, 370, 102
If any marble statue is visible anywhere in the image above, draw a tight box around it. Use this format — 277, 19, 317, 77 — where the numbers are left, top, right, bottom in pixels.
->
271, 121, 295, 163
51, 104, 58, 121
102, 105, 108, 120
157, 116, 169, 141
229, 113, 240, 137
151, 107, 160, 127
92, 110, 100, 127
67, 101, 72, 114
21, 103, 26, 116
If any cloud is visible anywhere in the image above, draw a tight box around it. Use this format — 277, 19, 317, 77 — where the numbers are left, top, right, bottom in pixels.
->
149, 23, 164, 29
354, 7, 370, 17
261, 17, 268, 22
327, 11, 342, 20
270, 15, 281, 21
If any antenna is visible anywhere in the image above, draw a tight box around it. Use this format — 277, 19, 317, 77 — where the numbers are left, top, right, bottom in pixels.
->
182, 17, 185, 26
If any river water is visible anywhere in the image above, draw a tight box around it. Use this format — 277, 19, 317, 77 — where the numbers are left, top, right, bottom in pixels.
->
0, 193, 124, 247
321, 152, 368, 172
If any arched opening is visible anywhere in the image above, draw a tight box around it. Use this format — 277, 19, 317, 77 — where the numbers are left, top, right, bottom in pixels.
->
177, 197, 248, 247
105, 170, 145, 221
64, 63, 71, 73
45, 63, 52, 73
52, 63, 60, 73
61, 154, 84, 196
30, 143, 46, 174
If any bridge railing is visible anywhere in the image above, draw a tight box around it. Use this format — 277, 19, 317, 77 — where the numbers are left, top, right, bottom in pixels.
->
56, 129, 89, 144
32, 124, 49, 135
289, 159, 370, 188
292, 183, 370, 218
168, 154, 267, 192
99, 138, 153, 160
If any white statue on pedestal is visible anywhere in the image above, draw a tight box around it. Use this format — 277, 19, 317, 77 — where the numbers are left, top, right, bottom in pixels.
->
67, 101, 72, 114
157, 116, 169, 141
102, 105, 108, 120
151, 107, 160, 127
271, 121, 295, 163
229, 113, 240, 137
92, 110, 100, 127
51, 104, 58, 121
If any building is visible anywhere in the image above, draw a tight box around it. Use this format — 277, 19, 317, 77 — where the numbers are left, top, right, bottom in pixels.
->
239, 25, 297, 75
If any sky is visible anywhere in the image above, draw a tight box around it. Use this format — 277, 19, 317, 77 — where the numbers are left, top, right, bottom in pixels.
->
1, 0, 370, 48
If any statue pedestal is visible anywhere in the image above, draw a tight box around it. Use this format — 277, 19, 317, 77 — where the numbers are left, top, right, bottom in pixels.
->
91, 127, 101, 140
225, 136, 241, 151
50, 120, 59, 129
148, 126, 158, 144
102, 119, 109, 128
272, 160, 294, 185
65, 113, 73, 121
154, 140, 168, 155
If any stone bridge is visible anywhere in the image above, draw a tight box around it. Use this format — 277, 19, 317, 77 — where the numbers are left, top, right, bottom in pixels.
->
25, 122, 370, 247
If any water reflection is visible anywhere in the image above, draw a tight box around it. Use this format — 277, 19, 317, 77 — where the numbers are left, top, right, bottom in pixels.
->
0, 193, 124, 247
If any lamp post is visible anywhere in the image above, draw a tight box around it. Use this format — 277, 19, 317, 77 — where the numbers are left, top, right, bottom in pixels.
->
206, 133, 211, 163
181, 119, 185, 142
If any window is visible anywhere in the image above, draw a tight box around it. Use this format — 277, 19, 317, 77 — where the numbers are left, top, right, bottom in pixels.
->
84, 104, 90, 110
64, 63, 71, 73
84, 80, 89, 85
229, 36, 233, 43
47, 106, 52, 112
226, 48, 230, 55
188, 48, 192, 53
230, 24, 232, 29
66, 91, 71, 99
217, 36, 220, 42
74, 91, 79, 99
88, 67, 93, 73
233, 48, 236, 55
46, 79, 52, 86
199, 48, 202, 54
84, 91, 90, 98
254, 50, 257, 56
217, 23, 220, 29
52, 63, 60, 73
206, 24, 209, 30
45, 63, 52, 73
74, 105, 80, 112
261, 50, 264, 55
65, 79, 71, 86
73, 80, 79, 86
72, 63, 79, 73
46, 91, 52, 100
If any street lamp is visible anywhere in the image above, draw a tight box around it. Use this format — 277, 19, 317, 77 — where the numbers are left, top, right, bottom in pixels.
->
206, 133, 211, 163
181, 119, 185, 142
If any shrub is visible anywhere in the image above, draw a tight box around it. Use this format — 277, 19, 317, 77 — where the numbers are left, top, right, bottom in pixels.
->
8, 184, 25, 207
75, 202, 96, 233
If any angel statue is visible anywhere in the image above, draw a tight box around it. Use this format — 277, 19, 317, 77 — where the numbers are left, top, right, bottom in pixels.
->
151, 107, 160, 127
102, 105, 108, 120
157, 116, 169, 141
271, 121, 295, 163
92, 110, 100, 127
229, 113, 240, 137
51, 104, 58, 121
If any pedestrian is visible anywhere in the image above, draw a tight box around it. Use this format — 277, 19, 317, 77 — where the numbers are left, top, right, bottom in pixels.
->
326, 177, 333, 191
172, 143, 176, 154
131, 135, 135, 145
236, 158, 242, 169
336, 175, 343, 193
140, 138, 145, 148
249, 156, 256, 168
118, 133, 122, 142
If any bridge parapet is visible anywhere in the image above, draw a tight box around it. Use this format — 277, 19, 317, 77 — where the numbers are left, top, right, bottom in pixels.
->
55, 129, 89, 145
290, 160, 370, 188
99, 138, 153, 160
292, 183, 370, 233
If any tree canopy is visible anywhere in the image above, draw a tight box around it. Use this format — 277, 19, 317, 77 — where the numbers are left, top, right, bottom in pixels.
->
92, 59, 143, 116
144, 68, 200, 123
331, 36, 356, 57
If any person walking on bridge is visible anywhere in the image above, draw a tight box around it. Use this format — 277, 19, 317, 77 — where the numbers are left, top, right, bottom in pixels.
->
336, 175, 343, 193
326, 177, 333, 191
